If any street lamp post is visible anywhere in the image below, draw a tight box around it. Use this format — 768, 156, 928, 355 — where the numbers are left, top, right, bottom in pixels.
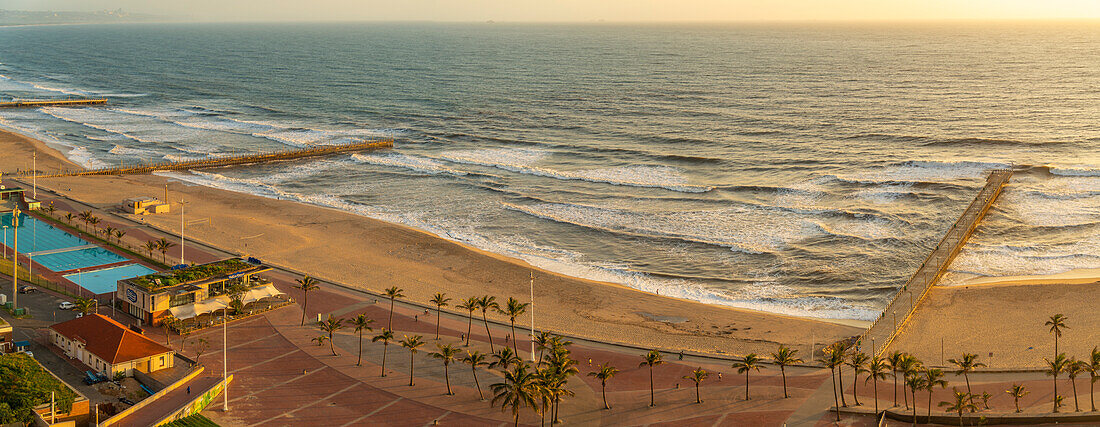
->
10, 207, 19, 311
222, 305, 229, 412
2, 225, 7, 259
529, 272, 535, 363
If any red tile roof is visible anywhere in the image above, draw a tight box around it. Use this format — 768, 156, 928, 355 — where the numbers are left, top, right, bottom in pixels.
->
49, 314, 171, 364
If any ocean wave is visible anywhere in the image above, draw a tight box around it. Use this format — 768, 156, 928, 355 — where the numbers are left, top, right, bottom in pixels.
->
66, 146, 110, 169
504, 201, 817, 254
945, 237, 1100, 283
1050, 166, 1100, 177
831, 160, 1011, 184
351, 152, 471, 176
437, 148, 714, 193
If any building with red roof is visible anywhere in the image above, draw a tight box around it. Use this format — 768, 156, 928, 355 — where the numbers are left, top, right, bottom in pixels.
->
49, 313, 175, 376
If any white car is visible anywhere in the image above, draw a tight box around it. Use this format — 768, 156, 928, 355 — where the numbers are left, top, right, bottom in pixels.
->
58, 301, 76, 310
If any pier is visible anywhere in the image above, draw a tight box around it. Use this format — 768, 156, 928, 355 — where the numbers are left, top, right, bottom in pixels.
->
0, 98, 107, 108
861, 169, 1012, 357
12, 139, 394, 178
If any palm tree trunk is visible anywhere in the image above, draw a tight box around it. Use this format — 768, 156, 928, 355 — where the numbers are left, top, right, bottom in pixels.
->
911, 388, 917, 427
965, 374, 974, 409
695, 382, 700, 404
380, 343, 388, 377
357, 331, 363, 366
649, 366, 655, 406
465, 311, 473, 346
388, 298, 395, 331
472, 366, 483, 400
903, 375, 909, 409
781, 366, 788, 398
1091, 376, 1096, 411
409, 351, 415, 386
1015, 396, 1020, 413
482, 311, 495, 353
435, 306, 441, 340
927, 390, 933, 423
444, 363, 451, 394
745, 372, 750, 400
852, 372, 861, 406
602, 382, 609, 409
873, 377, 879, 415
1054, 372, 1059, 412
329, 333, 337, 356
1072, 377, 1080, 411
830, 367, 840, 422
510, 321, 518, 354
514, 411, 519, 427
300, 292, 308, 326
893, 369, 899, 407
838, 365, 847, 407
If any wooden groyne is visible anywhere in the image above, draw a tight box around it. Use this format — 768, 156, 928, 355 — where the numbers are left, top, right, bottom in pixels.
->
15, 139, 393, 179
0, 98, 107, 108
861, 169, 1012, 357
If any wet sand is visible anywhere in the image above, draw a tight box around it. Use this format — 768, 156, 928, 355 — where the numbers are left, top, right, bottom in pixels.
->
0, 128, 861, 357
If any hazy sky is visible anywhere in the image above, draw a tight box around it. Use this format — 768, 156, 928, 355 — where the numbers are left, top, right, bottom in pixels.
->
4, 0, 1100, 22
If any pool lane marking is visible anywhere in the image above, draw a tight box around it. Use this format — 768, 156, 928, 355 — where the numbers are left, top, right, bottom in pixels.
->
24, 243, 99, 257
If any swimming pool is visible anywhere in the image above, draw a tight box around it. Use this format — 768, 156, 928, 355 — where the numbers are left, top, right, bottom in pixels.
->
33, 247, 130, 272
1, 212, 89, 253
64, 263, 157, 294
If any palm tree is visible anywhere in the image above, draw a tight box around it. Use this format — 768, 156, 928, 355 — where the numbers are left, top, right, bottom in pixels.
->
498, 297, 529, 354
491, 362, 540, 427
888, 351, 906, 408
538, 339, 578, 424
430, 343, 460, 395
833, 341, 851, 407
463, 350, 488, 400
63, 212, 74, 226
73, 297, 96, 315
384, 286, 405, 331
312, 335, 329, 347
490, 347, 523, 372
430, 292, 451, 340
102, 226, 116, 243
924, 368, 948, 422
771, 345, 802, 399
161, 315, 179, 346
194, 338, 209, 362
477, 296, 500, 353
683, 367, 708, 404
906, 371, 925, 427
114, 229, 125, 245
1067, 358, 1086, 412
866, 356, 891, 415
156, 237, 174, 264
144, 240, 158, 258
948, 353, 985, 409
1047, 352, 1069, 412
372, 329, 395, 377
640, 350, 664, 407
1006, 384, 1028, 413
1087, 347, 1100, 411
847, 351, 869, 406
399, 335, 425, 386
732, 353, 764, 401
533, 331, 553, 367
318, 314, 344, 356
898, 354, 921, 410
939, 388, 977, 427
78, 210, 91, 231
349, 314, 374, 366
294, 276, 320, 326
823, 347, 844, 422
457, 297, 478, 346
587, 362, 619, 409
87, 216, 101, 236
44, 203, 56, 216
1046, 314, 1069, 358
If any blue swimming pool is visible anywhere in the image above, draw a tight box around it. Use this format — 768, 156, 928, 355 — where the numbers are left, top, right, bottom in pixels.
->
1, 212, 88, 254
64, 263, 157, 294
34, 247, 130, 272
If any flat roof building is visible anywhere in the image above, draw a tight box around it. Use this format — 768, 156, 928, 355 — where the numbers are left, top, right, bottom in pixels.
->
49, 313, 175, 377
117, 257, 277, 326
0, 184, 39, 212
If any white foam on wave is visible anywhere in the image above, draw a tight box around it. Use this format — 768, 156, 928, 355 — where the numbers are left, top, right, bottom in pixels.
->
1001, 177, 1100, 227
833, 160, 1011, 184
154, 169, 876, 320
1050, 166, 1100, 177
437, 148, 713, 193
943, 236, 1100, 284
66, 146, 110, 169
351, 153, 469, 176
504, 201, 817, 254
854, 183, 913, 204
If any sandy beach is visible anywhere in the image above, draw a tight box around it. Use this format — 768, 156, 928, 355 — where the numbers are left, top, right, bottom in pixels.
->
0, 128, 861, 357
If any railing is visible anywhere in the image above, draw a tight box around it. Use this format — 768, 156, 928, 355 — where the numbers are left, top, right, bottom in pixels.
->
11, 138, 393, 179
860, 169, 1012, 357
0, 98, 107, 108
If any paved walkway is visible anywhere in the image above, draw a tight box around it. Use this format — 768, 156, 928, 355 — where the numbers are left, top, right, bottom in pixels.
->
116, 375, 222, 427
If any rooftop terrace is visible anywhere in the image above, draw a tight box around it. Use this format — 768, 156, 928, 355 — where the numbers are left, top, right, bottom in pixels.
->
121, 258, 269, 293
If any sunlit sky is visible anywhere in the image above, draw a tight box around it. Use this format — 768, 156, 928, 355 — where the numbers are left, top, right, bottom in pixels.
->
3, 0, 1100, 22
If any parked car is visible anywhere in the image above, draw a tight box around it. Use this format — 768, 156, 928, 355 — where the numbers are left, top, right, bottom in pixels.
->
58, 301, 76, 310
83, 371, 108, 385
18, 286, 36, 293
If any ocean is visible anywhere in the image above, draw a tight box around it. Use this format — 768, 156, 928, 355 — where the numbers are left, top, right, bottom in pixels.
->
1, 22, 1097, 321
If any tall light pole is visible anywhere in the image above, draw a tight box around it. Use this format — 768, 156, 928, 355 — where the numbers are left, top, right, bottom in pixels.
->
10, 206, 19, 311
529, 272, 535, 362
2, 225, 7, 259
180, 198, 185, 266
32, 151, 36, 199
223, 305, 229, 412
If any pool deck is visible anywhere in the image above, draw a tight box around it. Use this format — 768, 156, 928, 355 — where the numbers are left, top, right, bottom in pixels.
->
0, 211, 161, 297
